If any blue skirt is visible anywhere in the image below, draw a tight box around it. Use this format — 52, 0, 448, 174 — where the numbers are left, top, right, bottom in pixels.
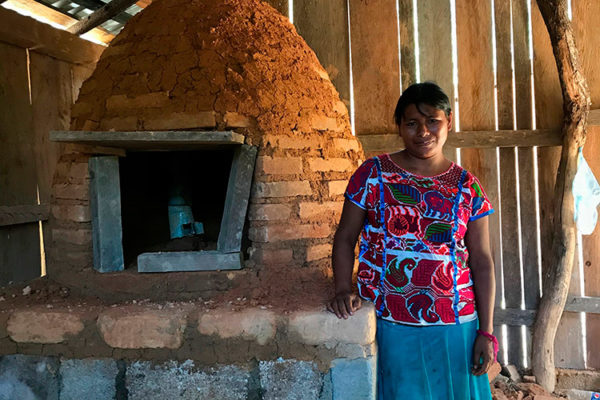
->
376, 318, 492, 400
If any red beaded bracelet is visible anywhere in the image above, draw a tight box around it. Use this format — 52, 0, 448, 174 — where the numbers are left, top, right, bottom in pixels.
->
477, 329, 499, 362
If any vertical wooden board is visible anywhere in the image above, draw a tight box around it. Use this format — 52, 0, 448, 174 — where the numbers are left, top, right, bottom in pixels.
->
417, 0, 454, 105
531, 0, 562, 293
0, 42, 41, 284
494, 0, 517, 365
29, 52, 73, 204
581, 128, 600, 368
263, 0, 289, 17
348, 0, 400, 135
398, 0, 416, 91
573, 0, 600, 369
512, 0, 539, 367
294, 0, 350, 107
455, 0, 503, 360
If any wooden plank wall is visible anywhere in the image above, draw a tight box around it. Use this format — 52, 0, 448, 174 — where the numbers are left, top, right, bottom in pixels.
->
0, 11, 96, 285
574, 0, 600, 370
289, 0, 600, 369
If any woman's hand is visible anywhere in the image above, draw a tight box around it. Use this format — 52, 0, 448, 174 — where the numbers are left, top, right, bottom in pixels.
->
472, 333, 495, 376
327, 291, 362, 319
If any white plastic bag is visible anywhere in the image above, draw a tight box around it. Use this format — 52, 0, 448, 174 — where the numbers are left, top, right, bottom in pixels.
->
572, 150, 600, 235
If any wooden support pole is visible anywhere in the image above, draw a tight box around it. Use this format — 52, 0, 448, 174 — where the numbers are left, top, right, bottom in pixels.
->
532, 0, 591, 392
67, 0, 138, 35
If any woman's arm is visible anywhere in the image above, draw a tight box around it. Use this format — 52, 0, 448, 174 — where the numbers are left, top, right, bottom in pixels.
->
327, 198, 367, 319
465, 216, 496, 375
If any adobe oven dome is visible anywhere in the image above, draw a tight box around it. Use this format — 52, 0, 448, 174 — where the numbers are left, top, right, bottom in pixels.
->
71, 0, 352, 142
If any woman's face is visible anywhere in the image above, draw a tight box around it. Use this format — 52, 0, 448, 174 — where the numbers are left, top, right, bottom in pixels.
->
397, 103, 452, 160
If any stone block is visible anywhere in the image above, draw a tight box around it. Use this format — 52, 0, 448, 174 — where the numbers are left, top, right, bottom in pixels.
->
308, 158, 353, 173
328, 180, 348, 197
137, 251, 241, 272
51, 205, 91, 223
0, 354, 59, 400
249, 247, 294, 264
198, 308, 276, 345
89, 156, 124, 273
306, 244, 332, 262
299, 201, 343, 220
126, 360, 249, 400
59, 358, 118, 400
52, 229, 92, 246
54, 183, 89, 200
143, 111, 216, 130
97, 307, 186, 349
333, 138, 360, 153
259, 359, 322, 400
249, 224, 331, 243
7, 310, 84, 344
330, 357, 376, 400
253, 181, 312, 198
248, 204, 292, 221
288, 303, 376, 346
256, 156, 303, 175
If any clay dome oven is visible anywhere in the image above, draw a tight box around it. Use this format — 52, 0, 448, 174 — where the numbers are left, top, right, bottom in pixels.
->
48, 0, 363, 300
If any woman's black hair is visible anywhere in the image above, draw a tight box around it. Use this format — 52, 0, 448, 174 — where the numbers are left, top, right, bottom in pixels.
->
393, 82, 452, 125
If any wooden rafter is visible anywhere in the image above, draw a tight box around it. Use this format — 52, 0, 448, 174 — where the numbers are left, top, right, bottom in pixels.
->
532, 0, 591, 392
3, 0, 114, 44
67, 0, 139, 35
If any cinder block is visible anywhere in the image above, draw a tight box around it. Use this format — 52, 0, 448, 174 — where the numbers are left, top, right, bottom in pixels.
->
259, 359, 322, 400
330, 356, 376, 400
126, 360, 249, 400
0, 354, 59, 400
60, 359, 118, 400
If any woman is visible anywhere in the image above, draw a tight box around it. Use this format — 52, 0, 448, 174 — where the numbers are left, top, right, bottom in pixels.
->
327, 82, 496, 399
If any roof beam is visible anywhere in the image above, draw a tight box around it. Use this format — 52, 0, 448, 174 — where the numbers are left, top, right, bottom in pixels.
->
67, 0, 138, 35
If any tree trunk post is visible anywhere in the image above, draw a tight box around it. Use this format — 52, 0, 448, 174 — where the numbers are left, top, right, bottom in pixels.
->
532, 0, 591, 392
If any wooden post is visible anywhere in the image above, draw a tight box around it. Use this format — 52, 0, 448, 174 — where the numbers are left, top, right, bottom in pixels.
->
532, 0, 591, 392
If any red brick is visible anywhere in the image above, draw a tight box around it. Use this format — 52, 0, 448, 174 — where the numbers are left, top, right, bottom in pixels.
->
299, 201, 343, 220
256, 156, 303, 175
253, 181, 312, 198
52, 205, 91, 222
248, 204, 292, 221
54, 184, 89, 200
249, 247, 293, 264
308, 158, 353, 172
333, 138, 361, 153
306, 244, 331, 261
328, 180, 348, 196
310, 114, 343, 132
249, 224, 331, 242
52, 229, 92, 246
143, 111, 216, 130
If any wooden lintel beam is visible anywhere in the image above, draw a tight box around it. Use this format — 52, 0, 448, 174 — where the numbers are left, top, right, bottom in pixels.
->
0, 7, 104, 64
0, 204, 50, 226
564, 296, 600, 314
67, 0, 138, 35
